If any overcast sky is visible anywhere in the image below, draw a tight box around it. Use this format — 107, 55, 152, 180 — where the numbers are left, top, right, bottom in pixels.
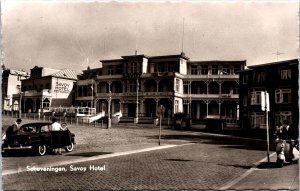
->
1, 1, 298, 72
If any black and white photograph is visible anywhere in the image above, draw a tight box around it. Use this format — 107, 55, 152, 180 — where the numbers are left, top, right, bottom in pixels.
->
1, 0, 299, 190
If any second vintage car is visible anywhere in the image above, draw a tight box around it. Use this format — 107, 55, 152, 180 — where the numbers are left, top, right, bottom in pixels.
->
2, 122, 75, 156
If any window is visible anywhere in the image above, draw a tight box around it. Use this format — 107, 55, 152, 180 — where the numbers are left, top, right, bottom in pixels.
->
254, 71, 265, 82
191, 65, 198, 75
175, 100, 179, 113
275, 111, 292, 126
243, 95, 248, 106
175, 79, 180, 92
17, 75, 21, 81
250, 91, 261, 105
41, 125, 50, 132
212, 65, 218, 75
201, 65, 208, 75
281, 69, 291, 79
108, 65, 114, 75
129, 80, 137, 92
43, 102, 50, 109
233, 65, 241, 74
242, 74, 248, 84
116, 65, 123, 74
158, 64, 165, 73
275, 89, 291, 103
130, 62, 137, 73
168, 63, 175, 72
222, 65, 230, 74
250, 112, 265, 129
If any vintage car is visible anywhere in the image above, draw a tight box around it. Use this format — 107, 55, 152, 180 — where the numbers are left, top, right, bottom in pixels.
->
2, 122, 75, 156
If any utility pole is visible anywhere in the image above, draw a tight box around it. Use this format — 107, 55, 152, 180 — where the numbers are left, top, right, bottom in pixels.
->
181, 17, 185, 53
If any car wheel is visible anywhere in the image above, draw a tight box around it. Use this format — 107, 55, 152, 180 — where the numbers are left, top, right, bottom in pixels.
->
37, 145, 47, 156
65, 143, 74, 152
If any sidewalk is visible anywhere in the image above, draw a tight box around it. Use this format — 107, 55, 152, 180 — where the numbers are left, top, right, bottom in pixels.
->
221, 152, 299, 190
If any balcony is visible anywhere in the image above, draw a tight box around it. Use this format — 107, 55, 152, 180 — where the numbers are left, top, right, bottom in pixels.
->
144, 72, 175, 77
143, 92, 174, 97
22, 89, 52, 97
77, 79, 94, 86
96, 93, 123, 97
95, 91, 174, 98
183, 93, 238, 99
97, 74, 123, 80
184, 74, 239, 80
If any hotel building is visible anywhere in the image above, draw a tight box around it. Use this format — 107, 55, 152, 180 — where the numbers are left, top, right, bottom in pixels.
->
75, 53, 246, 125
12, 66, 79, 113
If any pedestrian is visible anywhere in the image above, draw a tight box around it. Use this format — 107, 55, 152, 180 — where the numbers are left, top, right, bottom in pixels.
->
279, 120, 297, 140
51, 117, 64, 155
6, 118, 22, 137
278, 120, 298, 161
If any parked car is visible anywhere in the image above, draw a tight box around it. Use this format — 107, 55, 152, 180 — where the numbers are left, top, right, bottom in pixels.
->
2, 122, 75, 156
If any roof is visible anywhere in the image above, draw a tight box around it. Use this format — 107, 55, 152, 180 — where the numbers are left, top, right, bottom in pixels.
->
149, 52, 189, 60
51, 69, 80, 80
9, 69, 29, 77
248, 59, 298, 69
188, 60, 246, 64
121, 54, 150, 59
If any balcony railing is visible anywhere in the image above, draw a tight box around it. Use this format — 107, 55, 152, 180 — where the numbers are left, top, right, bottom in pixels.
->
142, 72, 175, 78
95, 92, 174, 98
77, 79, 94, 85
183, 93, 238, 99
97, 74, 123, 80
184, 74, 239, 80
22, 89, 52, 97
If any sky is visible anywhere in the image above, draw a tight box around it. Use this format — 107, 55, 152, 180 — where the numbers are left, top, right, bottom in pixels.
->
1, 1, 299, 72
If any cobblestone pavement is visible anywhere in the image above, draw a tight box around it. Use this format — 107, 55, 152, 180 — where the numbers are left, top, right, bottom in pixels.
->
2, 116, 197, 172
3, 116, 294, 190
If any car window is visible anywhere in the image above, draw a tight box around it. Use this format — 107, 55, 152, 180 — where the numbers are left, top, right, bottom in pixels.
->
20, 125, 36, 133
40, 125, 50, 132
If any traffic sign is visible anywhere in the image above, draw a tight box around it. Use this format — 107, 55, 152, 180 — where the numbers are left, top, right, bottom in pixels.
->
157, 105, 165, 115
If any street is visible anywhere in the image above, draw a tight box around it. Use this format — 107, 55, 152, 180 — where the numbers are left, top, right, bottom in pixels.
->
2, 116, 298, 190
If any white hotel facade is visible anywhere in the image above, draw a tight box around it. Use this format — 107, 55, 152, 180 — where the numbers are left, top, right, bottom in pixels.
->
75, 52, 246, 124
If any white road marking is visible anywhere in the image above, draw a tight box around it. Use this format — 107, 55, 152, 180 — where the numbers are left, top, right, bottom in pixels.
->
2, 143, 195, 176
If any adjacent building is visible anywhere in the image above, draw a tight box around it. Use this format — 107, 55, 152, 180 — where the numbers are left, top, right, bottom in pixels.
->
239, 59, 299, 130
2, 69, 29, 112
12, 66, 79, 113
75, 52, 246, 125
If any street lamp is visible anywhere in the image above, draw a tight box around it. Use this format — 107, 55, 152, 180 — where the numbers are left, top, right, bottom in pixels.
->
107, 82, 112, 128
91, 85, 93, 109
135, 77, 139, 124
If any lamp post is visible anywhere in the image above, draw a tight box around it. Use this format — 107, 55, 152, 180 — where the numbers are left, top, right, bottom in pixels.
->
135, 77, 139, 124
17, 85, 22, 118
91, 84, 93, 109
107, 82, 112, 128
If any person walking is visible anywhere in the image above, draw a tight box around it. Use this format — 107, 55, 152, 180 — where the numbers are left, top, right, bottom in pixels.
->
51, 117, 64, 155
5, 118, 22, 137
